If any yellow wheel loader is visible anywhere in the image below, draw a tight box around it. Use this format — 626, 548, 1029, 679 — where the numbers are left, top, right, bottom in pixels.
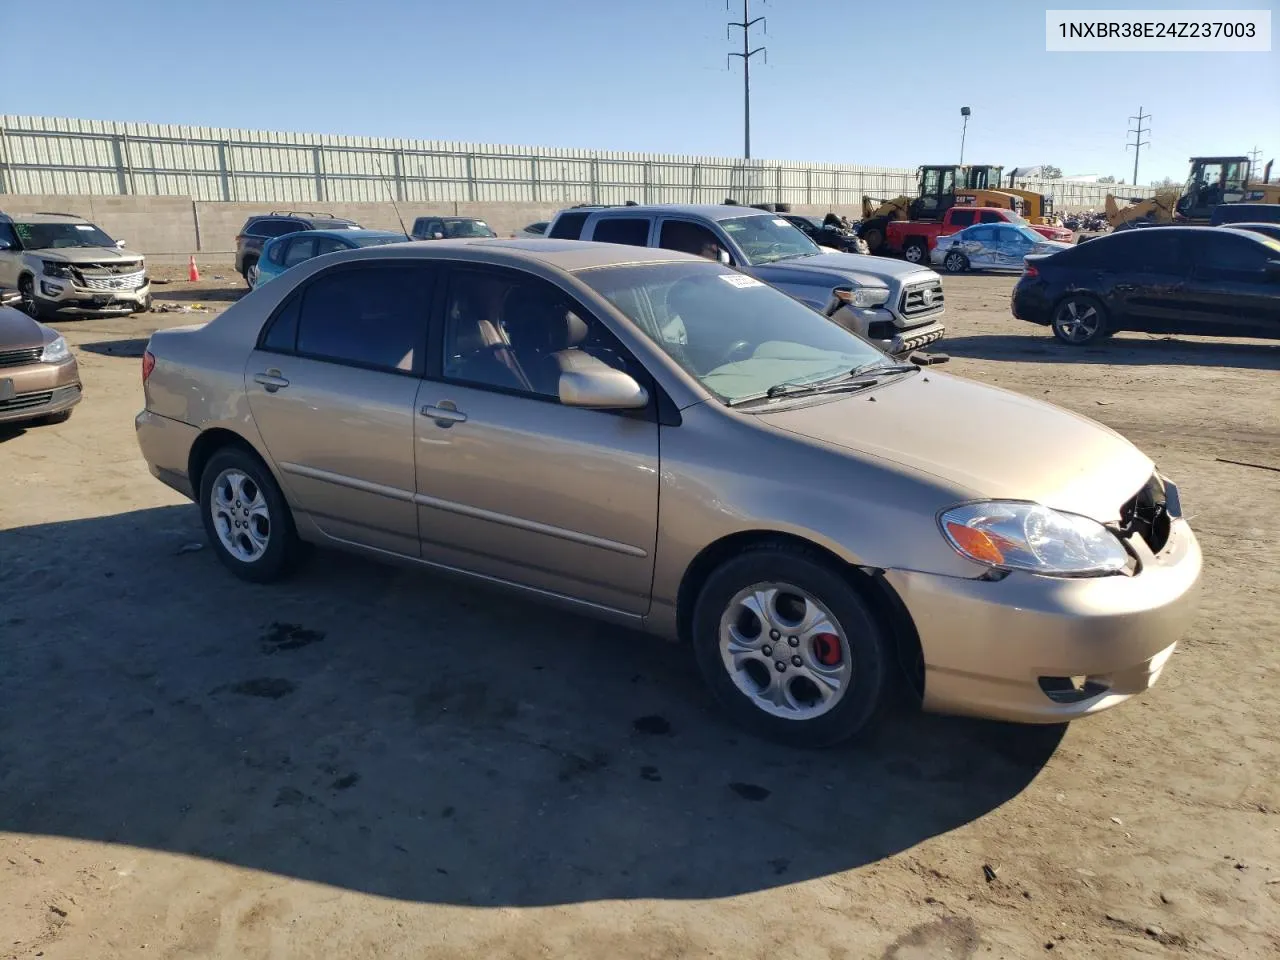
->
858, 165, 1021, 255
1106, 156, 1279, 230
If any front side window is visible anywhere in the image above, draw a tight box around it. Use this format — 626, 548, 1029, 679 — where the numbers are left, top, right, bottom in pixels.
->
292, 264, 432, 372
719, 215, 820, 265
442, 219, 496, 238
0, 223, 21, 248
1194, 233, 1270, 275
312, 236, 350, 257
442, 269, 637, 399
979, 211, 1006, 224
13, 220, 115, 249
658, 220, 726, 260
579, 260, 884, 404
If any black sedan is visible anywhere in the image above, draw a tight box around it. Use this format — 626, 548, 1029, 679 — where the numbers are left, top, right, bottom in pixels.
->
1012, 226, 1280, 345
781, 215, 870, 254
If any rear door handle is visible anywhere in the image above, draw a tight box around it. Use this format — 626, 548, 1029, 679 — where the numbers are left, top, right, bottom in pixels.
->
420, 403, 467, 426
253, 371, 290, 392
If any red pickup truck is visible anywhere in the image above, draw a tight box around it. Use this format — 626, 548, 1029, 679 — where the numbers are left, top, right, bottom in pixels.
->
886, 207, 1072, 263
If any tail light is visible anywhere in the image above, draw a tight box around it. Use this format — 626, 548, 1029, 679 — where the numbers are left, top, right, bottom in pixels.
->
142, 350, 156, 382
1023, 264, 1039, 278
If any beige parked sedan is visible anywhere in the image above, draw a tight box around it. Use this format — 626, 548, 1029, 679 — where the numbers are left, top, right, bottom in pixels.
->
0, 293, 83, 426
135, 240, 1201, 745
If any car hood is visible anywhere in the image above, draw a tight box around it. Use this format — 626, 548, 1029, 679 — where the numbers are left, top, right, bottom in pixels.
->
30, 246, 145, 266
751, 251, 937, 288
756, 371, 1153, 521
0, 305, 53, 349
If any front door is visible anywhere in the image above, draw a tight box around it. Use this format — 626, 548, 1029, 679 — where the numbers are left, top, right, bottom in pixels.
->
413, 265, 659, 615
245, 261, 434, 557
1180, 231, 1280, 338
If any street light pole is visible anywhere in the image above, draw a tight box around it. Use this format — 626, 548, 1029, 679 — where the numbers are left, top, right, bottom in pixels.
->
959, 106, 971, 165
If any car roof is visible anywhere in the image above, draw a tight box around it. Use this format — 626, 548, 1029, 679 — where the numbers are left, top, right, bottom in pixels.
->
1, 211, 91, 224
291, 228, 406, 240
561, 203, 778, 223
313, 237, 703, 272
250, 213, 356, 224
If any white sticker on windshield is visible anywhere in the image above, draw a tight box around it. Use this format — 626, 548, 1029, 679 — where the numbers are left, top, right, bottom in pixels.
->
719, 273, 764, 289
772, 218, 791, 227
75, 224, 96, 231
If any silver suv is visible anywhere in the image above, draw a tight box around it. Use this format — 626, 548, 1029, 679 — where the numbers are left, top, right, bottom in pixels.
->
545, 204, 945, 355
0, 212, 151, 319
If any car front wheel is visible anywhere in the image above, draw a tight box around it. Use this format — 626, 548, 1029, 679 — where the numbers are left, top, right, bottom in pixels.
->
903, 240, 927, 264
1052, 294, 1109, 345
243, 259, 260, 288
691, 544, 890, 746
943, 250, 968, 273
199, 446, 301, 583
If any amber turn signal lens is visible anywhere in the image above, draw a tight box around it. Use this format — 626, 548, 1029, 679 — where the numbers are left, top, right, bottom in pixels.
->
944, 521, 1007, 565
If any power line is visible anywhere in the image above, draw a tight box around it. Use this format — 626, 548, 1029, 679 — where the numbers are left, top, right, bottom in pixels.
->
727, 0, 766, 159
1247, 146, 1263, 178
1127, 107, 1151, 185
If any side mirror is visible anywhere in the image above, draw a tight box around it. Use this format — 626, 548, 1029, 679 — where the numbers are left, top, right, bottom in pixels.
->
432, 232, 445, 240
718, 249, 731, 266
115, 239, 127, 248
559, 361, 649, 410
0, 240, 12, 251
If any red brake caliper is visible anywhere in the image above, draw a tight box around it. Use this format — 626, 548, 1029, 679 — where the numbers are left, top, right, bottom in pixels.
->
813, 633, 842, 667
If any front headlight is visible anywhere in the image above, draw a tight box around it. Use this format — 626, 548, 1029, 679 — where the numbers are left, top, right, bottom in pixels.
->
939, 501, 1129, 577
835, 286, 890, 309
41, 335, 71, 364
42, 260, 74, 279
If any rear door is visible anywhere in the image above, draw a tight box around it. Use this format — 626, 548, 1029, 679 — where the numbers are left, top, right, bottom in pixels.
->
245, 261, 434, 557
586, 216, 654, 246
1180, 231, 1280, 338
412, 263, 659, 614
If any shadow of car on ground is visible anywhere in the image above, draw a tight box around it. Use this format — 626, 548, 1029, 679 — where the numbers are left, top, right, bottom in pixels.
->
942, 332, 1280, 370
0, 505, 1065, 907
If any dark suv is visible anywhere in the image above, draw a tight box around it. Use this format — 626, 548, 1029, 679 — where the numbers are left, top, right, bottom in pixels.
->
234, 212, 361, 286
409, 216, 497, 241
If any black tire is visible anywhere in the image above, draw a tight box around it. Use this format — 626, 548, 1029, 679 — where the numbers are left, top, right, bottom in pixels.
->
18, 275, 52, 321
942, 250, 968, 273
242, 258, 260, 288
858, 218, 888, 255
133, 294, 152, 315
1051, 293, 1110, 345
691, 544, 891, 747
903, 238, 928, 265
198, 445, 302, 583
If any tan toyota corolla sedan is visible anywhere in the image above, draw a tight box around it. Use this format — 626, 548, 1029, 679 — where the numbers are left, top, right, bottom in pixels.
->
136, 240, 1201, 745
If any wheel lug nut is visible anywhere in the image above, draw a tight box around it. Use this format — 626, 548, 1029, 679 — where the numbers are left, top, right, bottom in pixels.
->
791, 655, 802, 667
769, 630, 780, 641
775, 661, 786, 672
762, 645, 773, 656
788, 636, 799, 647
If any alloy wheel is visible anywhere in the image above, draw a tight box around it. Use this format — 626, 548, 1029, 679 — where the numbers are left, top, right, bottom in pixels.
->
718, 582, 853, 720
210, 468, 271, 562
944, 251, 966, 273
246, 262, 260, 287
1054, 299, 1102, 343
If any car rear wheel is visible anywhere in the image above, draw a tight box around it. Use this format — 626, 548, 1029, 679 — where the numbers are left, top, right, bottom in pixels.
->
903, 239, 928, 264
199, 446, 301, 583
691, 544, 890, 746
943, 250, 968, 273
1052, 294, 1109, 345
243, 259, 259, 288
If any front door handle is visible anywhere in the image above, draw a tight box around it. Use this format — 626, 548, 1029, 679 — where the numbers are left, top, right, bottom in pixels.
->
420, 402, 467, 426
254, 370, 290, 392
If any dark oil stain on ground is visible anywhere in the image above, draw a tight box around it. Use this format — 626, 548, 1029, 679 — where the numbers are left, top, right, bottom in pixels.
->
331, 773, 360, 790
881, 916, 980, 960
632, 714, 672, 736
728, 782, 770, 802
226, 678, 296, 699
260, 622, 325, 653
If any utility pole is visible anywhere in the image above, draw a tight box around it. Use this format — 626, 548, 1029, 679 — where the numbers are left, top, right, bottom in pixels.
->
1247, 145, 1263, 179
959, 106, 971, 164
1127, 106, 1150, 185
727, 0, 766, 159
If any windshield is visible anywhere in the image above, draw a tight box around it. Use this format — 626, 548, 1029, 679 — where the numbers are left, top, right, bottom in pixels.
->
443, 219, 496, 238
719, 215, 821, 265
351, 234, 408, 247
579, 260, 884, 404
14, 221, 116, 249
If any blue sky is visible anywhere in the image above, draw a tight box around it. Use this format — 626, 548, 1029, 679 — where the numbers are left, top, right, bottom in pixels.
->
8, 0, 1278, 183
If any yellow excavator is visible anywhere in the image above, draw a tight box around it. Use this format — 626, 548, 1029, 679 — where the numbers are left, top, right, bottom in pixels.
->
859, 165, 1021, 254
1105, 156, 1280, 229
964, 165, 1060, 225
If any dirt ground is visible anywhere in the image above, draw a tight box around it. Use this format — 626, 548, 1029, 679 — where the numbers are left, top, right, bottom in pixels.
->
2, 263, 1278, 960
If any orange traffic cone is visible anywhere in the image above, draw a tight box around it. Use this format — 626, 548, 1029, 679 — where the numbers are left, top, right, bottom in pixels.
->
188, 255, 200, 282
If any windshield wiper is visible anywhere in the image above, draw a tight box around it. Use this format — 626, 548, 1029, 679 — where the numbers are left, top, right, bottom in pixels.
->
851, 360, 919, 377
726, 374, 876, 406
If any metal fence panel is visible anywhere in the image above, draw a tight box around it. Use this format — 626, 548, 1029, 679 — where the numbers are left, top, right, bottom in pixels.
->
0, 115, 1155, 210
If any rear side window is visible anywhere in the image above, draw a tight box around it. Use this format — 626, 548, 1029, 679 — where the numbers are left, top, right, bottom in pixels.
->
978, 211, 1005, 224
967, 225, 997, 243
547, 212, 590, 239
283, 236, 317, 267
949, 209, 976, 228
591, 218, 651, 246
292, 264, 434, 373
247, 219, 300, 238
